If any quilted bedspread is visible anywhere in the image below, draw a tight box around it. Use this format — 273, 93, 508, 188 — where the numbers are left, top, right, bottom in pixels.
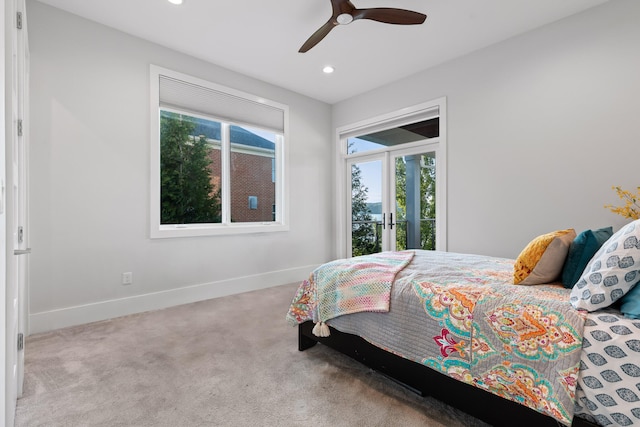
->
417, 277, 586, 425
291, 250, 588, 426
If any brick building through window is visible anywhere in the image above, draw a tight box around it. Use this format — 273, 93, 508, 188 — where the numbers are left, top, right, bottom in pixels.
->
193, 118, 276, 223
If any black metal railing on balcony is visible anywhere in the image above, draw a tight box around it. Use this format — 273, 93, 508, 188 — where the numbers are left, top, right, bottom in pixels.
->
352, 218, 436, 256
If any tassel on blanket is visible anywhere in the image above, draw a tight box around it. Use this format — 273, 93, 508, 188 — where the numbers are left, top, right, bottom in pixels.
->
312, 321, 331, 337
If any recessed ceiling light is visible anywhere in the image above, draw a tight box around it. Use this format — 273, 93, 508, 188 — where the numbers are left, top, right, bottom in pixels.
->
323, 66, 335, 74
168, 0, 183, 5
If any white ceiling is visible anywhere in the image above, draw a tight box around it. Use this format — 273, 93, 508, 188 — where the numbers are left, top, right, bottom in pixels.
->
34, 0, 610, 104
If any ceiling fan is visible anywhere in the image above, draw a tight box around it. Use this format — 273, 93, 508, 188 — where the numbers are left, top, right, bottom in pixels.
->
299, 0, 427, 53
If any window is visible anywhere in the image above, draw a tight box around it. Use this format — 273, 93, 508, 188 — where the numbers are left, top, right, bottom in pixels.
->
248, 196, 258, 210
150, 66, 289, 238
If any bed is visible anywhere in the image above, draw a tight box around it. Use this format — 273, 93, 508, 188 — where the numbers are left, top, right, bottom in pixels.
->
286, 221, 640, 427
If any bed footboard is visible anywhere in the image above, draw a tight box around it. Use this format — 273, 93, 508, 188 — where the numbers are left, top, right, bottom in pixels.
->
298, 321, 598, 427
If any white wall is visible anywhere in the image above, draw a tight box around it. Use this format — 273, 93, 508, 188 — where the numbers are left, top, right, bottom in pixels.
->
27, 1, 333, 333
333, 0, 640, 259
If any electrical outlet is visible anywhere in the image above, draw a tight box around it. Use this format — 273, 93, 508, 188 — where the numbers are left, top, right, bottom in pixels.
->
122, 272, 133, 285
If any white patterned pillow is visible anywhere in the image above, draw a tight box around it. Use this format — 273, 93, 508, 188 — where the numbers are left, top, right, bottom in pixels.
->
570, 219, 640, 312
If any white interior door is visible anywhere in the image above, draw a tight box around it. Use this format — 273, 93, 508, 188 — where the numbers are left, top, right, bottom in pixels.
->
15, 0, 29, 398
0, 2, 7, 425
6, 1, 29, 422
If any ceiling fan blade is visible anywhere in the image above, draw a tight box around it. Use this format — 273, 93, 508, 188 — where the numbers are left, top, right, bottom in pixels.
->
353, 8, 426, 25
330, 0, 357, 17
299, 20, 337, 53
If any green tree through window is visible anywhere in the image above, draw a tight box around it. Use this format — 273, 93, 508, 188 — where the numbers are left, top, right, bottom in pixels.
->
160, 112, 221, 224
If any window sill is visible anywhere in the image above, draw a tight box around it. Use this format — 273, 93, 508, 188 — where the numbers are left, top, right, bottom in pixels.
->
150, 222, 289, 239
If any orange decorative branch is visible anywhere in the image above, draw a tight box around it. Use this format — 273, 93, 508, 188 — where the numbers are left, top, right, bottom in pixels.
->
604, 186, 640, 220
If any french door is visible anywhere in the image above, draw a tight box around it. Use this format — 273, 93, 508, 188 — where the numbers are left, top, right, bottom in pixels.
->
337, 98, 447, 259
347, 144, 440, 257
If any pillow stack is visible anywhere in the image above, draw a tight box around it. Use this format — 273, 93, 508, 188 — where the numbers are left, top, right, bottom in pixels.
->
570, 219, 640, 315
513, 221, 640, 318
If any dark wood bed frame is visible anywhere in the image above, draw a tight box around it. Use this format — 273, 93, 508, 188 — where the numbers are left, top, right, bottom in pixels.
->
299, 321, 598, 427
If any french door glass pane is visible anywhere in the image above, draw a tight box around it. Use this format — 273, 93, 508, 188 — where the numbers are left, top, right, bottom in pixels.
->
351, 160, 382, 256
394, 152, 436, 251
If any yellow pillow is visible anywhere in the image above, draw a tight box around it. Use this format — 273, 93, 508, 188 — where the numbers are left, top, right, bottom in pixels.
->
513, 229, 576, 285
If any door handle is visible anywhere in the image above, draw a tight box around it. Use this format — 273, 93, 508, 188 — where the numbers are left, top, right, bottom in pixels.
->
14, 248, 31, 255
388, 213, 394, 230
382, 213, 386, 230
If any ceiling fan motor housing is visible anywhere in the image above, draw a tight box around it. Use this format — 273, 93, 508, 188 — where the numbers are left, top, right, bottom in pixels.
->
336, 13, 354, 25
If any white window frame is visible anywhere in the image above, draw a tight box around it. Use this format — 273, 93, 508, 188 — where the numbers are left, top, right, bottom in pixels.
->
150, 65, 289, 238
335, 98, 447, 258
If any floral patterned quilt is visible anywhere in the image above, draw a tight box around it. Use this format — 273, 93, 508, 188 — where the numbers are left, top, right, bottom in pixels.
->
290, 251, 587, 426
417, 278, 586, 425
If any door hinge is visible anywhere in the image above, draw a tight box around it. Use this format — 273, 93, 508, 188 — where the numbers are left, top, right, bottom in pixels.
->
17, 333, 24, 351
17, 119, 23, 137
17, 12, 22, 30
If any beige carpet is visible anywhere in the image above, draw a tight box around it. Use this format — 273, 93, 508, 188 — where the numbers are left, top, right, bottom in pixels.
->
15, 283, 489, 427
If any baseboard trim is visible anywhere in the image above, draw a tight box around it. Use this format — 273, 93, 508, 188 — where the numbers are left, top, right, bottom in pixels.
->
29, 264, 315, 335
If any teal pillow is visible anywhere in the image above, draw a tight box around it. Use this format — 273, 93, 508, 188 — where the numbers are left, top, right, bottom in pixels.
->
621, 283, 640, 319
561, 226, 613, 288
